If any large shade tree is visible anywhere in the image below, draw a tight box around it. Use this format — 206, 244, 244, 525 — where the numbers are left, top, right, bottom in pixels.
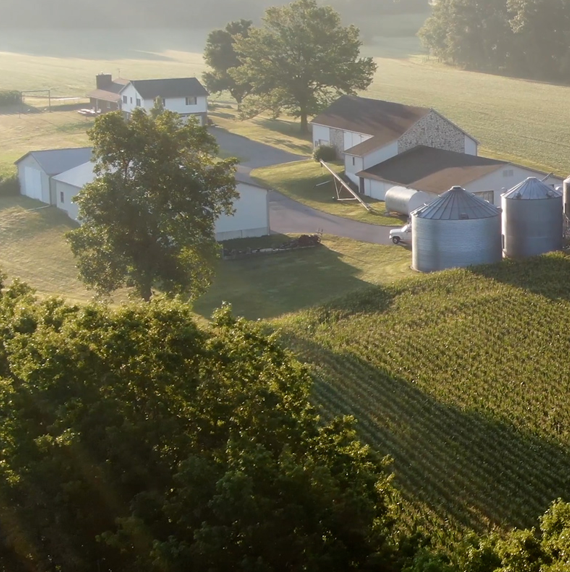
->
0, 280, 399, 571
232, 0, 377, 133
67, 105, 238, 301
203, 19, 253, 105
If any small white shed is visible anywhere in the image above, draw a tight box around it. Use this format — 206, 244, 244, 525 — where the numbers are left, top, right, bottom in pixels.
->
15, 148, 92, 205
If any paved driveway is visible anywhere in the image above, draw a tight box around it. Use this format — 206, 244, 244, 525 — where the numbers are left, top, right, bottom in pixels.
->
211, 127, 396, 246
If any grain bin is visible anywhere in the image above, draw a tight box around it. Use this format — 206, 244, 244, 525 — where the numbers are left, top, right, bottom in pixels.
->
563, 176, 570, 218
385, 186, 437, 216
501, 177, 562, 258
412, 186, 502, 272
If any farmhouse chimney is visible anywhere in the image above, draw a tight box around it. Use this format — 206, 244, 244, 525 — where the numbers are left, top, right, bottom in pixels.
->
96, 74, 113, 89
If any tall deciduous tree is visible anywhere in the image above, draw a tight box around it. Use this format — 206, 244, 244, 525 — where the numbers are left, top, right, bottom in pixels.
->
0, 283, 398, 571
203, 19, 253, 105
232, 0, 377, 133
67, 104, 238, 301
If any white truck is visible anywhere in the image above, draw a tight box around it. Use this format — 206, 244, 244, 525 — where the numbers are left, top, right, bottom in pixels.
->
389, 224, 412, 245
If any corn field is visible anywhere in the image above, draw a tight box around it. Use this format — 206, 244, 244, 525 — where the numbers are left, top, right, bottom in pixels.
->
279, 252, 570, 543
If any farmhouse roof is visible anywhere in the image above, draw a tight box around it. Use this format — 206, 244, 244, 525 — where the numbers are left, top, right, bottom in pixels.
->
52, 161, 96, 188
87, 78, 130, 103
357, 146, 506, 194
311, 95, 431, 153
15, 147, 93, 176
125, 78, 209, 99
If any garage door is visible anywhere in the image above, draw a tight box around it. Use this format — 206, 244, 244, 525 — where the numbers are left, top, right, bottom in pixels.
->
24, 167, 42, 200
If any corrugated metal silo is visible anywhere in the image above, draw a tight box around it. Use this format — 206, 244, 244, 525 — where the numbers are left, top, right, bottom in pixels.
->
501, 177, 562, 258
563, 176, 570, 218
412, 186, 502, 272
385, 186, 437, 216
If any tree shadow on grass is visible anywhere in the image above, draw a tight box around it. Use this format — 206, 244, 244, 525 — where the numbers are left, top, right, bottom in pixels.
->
467, 252, 570, 302
286, 335, 570, 535
193, 242, 391, 320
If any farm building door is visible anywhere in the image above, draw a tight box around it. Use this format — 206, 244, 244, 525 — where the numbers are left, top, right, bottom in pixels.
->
24, 167, 42, 200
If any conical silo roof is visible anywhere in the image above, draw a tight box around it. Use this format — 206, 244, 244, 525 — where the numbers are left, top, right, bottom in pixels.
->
502, 177, 562, 200
412, 186, 500, 220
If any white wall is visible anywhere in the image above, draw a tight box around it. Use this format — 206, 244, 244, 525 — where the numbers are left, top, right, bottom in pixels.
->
312, 124, 330, 147
215, 182, 269, 241
17, 155, 51, 204
119, 84, 142, 115
54, 180, 80, 222
343, 130, 373, 152
362, 141, 399, 170
465, 166, 563, 206
344, 155, 364, 184
465, 136, 478, 156
361, 177, 393, 200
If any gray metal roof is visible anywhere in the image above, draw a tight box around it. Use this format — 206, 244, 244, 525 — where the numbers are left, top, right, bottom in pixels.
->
412, 186, 500, 220
16, 147, 93, 176
502, 177, 562, 200
126, 78, 208, 99
52, 161, 95, 188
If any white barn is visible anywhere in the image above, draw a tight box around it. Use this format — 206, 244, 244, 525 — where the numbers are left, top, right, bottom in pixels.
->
51, 161, 269, 241
311, 95, 478, 188
120, 78, 209, 125
356, 146, 562, 206
15, 148, 92, 204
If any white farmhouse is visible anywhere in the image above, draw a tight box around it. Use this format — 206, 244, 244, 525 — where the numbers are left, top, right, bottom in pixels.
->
50, 159, 269, 241
120, 78, 209, 125
311, 95, 478, 188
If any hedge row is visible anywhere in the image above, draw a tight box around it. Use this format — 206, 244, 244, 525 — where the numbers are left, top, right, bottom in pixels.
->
0, 175, 20, 196
0, 90, 22, 107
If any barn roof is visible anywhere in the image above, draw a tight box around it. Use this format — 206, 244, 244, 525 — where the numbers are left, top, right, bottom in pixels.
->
357, 146, 506, 193
15, 147, 93, 176
125, 78, 208, 99
312, 95, 431, 153
52, 161, 96, 188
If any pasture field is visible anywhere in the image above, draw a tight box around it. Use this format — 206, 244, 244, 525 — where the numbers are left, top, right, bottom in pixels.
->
277, 254, 570, 542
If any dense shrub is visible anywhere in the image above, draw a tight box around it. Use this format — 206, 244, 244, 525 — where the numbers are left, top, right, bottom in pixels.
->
0, 175, 20, 196
0, 90, 22, 107
313, 144, 337, 162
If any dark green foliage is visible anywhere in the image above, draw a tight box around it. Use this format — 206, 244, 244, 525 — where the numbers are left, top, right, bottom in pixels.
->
0, 282, 397, 571
0, 90, 21, 107
313, 144, 337, 162
0, 175, 20, 196
232, 0, 377, 132
66, 103, 238, 300
203, 19, 253, 105
419, 0, 570, 81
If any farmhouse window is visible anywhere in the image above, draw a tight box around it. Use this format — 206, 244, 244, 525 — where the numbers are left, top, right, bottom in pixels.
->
130, 97, 133, 104
60, 191, 64, 204
122, 95, 127, 104
186, 96, 197, 105
473, 190, 494, 204
161, 98, 166, 107
352, 157, 355, 166
136, 98, 141, 106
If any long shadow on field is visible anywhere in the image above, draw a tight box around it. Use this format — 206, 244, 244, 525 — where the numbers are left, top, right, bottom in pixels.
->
193, 247, 393, 321
286, 335, 570, 535
468, 253, 570, 302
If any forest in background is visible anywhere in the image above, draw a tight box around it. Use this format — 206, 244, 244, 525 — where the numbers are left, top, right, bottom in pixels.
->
0, 0, 429, 29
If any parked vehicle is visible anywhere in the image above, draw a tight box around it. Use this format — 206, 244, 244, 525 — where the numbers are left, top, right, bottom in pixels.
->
389, 224, 412, 244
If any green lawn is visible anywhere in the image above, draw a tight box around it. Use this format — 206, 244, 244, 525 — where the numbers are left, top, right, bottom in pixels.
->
195, 234, 412, 319
252, 160, 407, 227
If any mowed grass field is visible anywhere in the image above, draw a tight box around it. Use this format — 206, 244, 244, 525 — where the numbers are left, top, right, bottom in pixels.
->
2, 22, 570, 177
278, 255, 570, 542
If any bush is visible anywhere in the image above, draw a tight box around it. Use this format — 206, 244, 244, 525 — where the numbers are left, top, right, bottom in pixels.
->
313, 144, 337, 162
0, 90, 22, 107
0, 175, 20, 197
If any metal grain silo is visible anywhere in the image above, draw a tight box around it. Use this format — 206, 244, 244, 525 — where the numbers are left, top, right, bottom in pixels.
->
563, 176, 570, 218
501, 177, 562, 258
412, 186, 502, 272
385, 186, 437, 216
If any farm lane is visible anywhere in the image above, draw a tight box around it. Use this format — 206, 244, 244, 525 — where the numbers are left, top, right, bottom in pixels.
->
212, 128, 395, 246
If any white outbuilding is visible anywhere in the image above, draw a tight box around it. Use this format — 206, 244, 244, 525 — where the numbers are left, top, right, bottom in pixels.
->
15, 147, 92, 204
51, 160, 270, 241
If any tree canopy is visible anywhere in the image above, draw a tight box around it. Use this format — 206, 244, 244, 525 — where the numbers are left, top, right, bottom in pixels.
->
0, 279, 398, 571
230, 0, 377, 132
419, 0, 570, 81
203, 19, 253, 105
67, 104, 238, 301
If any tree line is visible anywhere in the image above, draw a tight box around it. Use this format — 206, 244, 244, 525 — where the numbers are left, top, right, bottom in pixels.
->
419, 0, 570, 81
